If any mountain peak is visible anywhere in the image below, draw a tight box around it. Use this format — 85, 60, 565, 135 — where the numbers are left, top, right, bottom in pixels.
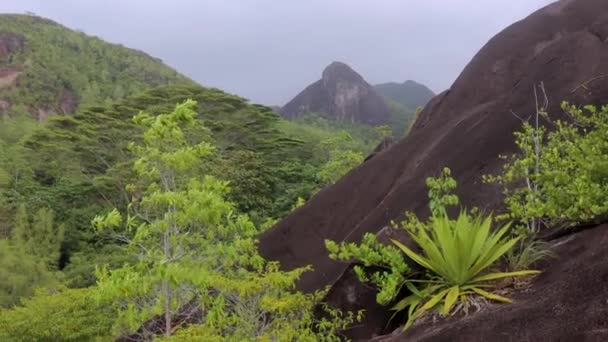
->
321, 61, 364, 84
280, 62, 391, 125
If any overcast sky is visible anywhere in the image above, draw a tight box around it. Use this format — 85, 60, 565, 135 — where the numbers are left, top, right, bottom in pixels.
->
1, 0, 554, 105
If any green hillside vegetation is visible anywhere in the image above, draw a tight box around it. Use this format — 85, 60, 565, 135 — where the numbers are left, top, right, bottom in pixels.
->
0, 83, 379, 291
385, 98, 420, 137
0, 101, 358, 340
0, 14, 191, 117
374, 80, 435, 112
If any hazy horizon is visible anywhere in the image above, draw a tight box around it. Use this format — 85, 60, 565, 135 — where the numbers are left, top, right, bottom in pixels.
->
1, 0, 554, 105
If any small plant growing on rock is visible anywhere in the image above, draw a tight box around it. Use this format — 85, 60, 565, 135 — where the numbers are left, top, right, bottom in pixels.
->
327, 168, 539, 330
392, 211, 539, 329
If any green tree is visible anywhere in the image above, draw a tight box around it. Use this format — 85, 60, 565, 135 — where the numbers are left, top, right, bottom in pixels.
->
0, 239, 56, 308
94, 100, 353, 339
0, 204, 61, 307
94, 99, 224, 337
374, 124, 393, 140
30, 208, 65, 269
318, 149, 364, 186
10, 204, 29, 244
317, 132, 365, 186
11, 205, 64, 269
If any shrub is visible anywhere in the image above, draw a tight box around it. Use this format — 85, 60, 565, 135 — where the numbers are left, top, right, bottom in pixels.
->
486, 101, 608, 230
326, 233, 411, 306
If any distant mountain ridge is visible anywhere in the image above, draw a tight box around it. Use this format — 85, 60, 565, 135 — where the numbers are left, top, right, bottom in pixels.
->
280, 61, 392, 126
374, 80, 435, 112
0, 14, 192, 120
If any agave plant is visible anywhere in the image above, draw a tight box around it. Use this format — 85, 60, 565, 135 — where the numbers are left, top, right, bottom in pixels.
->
391, 211, 539, 329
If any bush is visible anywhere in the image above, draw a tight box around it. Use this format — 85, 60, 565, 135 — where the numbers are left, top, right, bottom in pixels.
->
486, 102, 608, 230
326, 233, 411, 305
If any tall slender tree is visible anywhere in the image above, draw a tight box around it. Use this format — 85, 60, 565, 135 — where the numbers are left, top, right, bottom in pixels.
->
94, 100, 355, 340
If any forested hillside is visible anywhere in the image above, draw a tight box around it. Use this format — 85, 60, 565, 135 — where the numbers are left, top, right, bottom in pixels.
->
0, 14, 191, 119
374, 80, 435, 112
0, 63, 384, 337
1, 80, 381, 285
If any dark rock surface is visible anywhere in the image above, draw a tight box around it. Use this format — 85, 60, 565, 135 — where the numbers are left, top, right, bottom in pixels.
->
261, 0, 608, 338
280, 61, 392, 125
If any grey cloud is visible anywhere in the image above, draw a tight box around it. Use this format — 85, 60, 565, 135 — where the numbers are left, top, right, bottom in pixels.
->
1, 0, 555, 105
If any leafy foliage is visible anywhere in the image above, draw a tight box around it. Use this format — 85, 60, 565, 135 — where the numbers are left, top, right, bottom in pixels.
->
0, 116, 37, 235
93, 100, 356, 339
13, 205, 65, 269
168, 265, 358, 341
317, 138, 364, 186
0, 205, 63, 307
0, 81, 379, 291
426, 168, 459, 216
0, 85, 287, 275
0, 287, 115, 341
326, 233, 411, 305
0, 239, 57, 308
486, 102, 608, 229
504, 236, 554, 272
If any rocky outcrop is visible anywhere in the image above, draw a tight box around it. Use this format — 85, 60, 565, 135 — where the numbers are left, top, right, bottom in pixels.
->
59, 88, 77, 115
0, 65, 23, 88
0, 32, 24, 59
280, 62, 392, 125
374, 80, 435, 111
260, 0, 608, 339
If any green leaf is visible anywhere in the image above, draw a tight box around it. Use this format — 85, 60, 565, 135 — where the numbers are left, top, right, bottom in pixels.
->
443, 286, 460, 315
421, 288, 450, 311
392, 239, 433, 271
471, 287, 512, 303
472, 270, 540, 283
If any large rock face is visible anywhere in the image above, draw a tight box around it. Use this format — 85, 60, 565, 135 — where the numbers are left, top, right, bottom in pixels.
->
280, 61, 392, 125
374, 80, 435, 111
261, 0, 608, 338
